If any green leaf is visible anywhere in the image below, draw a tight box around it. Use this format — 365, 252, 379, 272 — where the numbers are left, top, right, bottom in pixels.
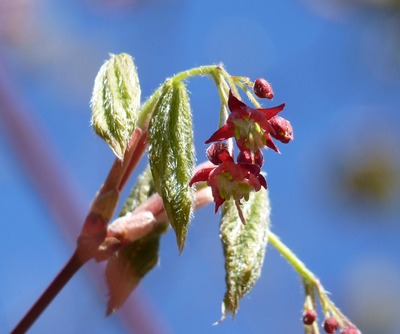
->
91, 53, 141, 159
219, 188, 270, 321
148, 80, 195, 253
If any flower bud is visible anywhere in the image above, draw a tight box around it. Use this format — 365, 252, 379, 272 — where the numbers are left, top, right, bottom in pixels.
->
269, 115, 293, 143
303, 309, 317, 325
237, 149, 264, 167
206, 142, 230, 165
253, 78, 274, 99
340, 327, 360, 334
323, 316, 339, 333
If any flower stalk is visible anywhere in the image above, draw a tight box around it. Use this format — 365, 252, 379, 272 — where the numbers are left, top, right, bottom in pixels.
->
269, 232, 360, 333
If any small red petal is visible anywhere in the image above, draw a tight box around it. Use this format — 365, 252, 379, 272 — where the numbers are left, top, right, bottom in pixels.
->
205, 124, 234, 144
189, 168, 214, 186
228, 90, 248, 113
214, 197, 225, 213
241, 163, 261, 176
259, 103, 285, 119
257, 174, 267, 189
265, 135, 280, 153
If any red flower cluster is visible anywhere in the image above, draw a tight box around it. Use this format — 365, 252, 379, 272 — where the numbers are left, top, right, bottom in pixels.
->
190, 80, 293, 213
189, 143, 266, 212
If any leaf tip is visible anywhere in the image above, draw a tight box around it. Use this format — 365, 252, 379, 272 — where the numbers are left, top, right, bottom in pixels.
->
177, 237, 186, 255
213, 300, 234, 326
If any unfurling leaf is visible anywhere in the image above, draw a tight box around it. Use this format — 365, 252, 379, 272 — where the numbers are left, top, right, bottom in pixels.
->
148, 80, 195, 253
219, 188, 270, 322
105, 166, 166, 314
91, 53, 141, 159
105, 223, 168, 315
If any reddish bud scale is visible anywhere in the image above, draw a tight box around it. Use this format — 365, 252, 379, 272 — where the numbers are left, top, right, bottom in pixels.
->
303, 309, 317, 326
323, 316, 339, 333
253, 78, 274, 99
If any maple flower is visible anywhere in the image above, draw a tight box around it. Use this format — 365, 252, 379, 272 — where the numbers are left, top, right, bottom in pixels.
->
189, 144, 266, 213
205, 90, 291, 153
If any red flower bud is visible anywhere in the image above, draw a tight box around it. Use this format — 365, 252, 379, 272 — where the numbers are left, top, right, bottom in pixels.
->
253, 78, 274, 99
340, 327, 360, 334
323, 316, 339, 333
237, 149, 264, 167
303, 309, 317, 326
269, 115, 293, 143
206, 142, 230, 165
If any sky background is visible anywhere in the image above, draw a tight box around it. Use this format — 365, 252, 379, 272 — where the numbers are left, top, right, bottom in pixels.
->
1, 0, 400, 333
